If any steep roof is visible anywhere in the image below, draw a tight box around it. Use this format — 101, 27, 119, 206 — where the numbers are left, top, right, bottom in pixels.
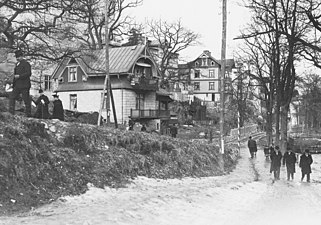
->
52, 45, 147, 79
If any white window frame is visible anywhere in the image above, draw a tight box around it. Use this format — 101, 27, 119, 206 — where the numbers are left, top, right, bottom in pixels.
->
70, 94, 77, 111
209, 70, 215, 78
202, 58, 207, 66
44, 75, 51, 91
209, 82, 215, 90
68, 66, 78, 82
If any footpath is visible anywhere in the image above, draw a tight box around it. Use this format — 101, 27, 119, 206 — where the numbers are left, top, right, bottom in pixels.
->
3, 139, 321, 225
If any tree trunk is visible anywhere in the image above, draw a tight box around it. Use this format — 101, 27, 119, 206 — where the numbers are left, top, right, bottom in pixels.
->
266, 99, 273, 146
280, 104, 289, 153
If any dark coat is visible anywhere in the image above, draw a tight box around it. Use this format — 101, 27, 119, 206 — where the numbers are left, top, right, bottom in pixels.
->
299, 154, 313, 174
13, 59, 31, 89
170, 126, 178, 137
283, 151, 296, 173
34, 95, 50, 119
270, 151, 282, 172
52, 99, 64, 121
141, 125, 147, 132
248, 139, 257, 153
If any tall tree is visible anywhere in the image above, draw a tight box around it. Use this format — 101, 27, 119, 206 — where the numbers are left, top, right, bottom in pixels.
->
0, 0, 74, 60
146, 19, 200, 81
0, 0, 143, 58
65, 0, 143, 50
238, 0, 313, 151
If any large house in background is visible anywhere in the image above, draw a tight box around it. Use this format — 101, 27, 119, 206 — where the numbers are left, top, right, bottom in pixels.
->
179, 50, 235, 104
51, 44, 173, 132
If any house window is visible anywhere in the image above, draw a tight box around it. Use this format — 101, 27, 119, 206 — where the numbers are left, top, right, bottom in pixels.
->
209, 82, 215, 90
202, 58, 207, 66
70, 94, 77, 110
68, 66, 77, 82
195, 61, 199, 67
211, 61, 215, 66
195, 70, 200, 78
44, 75, 51, 91
209, 70, 215, 78
136, 93, 144, 110
212, 93, 215, 101
58, 77, 64, 84
194, 82, 200, 91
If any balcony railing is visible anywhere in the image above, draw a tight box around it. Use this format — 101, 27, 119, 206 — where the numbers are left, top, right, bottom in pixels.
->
130, 109, 170, 119
130, 77, 158, 91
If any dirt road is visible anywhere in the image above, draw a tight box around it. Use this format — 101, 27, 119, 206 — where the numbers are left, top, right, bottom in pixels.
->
1, 143, 321, 225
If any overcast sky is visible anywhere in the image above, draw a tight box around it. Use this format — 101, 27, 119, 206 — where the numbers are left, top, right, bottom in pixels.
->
127, 0, 251, 62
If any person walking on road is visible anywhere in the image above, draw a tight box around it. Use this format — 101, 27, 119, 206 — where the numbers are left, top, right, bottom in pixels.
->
299, 149, 313, 182
270, 146, 282, 180
9, 49, 32, 117
247, 136, 257, 158
283, 148, 297, 181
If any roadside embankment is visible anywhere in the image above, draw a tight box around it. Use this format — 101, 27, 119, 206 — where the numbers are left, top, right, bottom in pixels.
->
0, 112, 239, 215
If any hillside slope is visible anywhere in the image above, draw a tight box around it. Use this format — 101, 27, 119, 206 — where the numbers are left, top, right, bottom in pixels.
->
0, 112, 239, 215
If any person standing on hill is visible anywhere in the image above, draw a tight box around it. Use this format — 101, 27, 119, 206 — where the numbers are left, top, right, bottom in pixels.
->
9, 49, 32, 117
270, 146, 282, 180
34, 89, 50, 119
52, 94, 64, 121
247, 136, 257, 158
299, 149, 313, 182
283, 148, 297, 180
170, 124, 178, 138
141, 124, 147, 132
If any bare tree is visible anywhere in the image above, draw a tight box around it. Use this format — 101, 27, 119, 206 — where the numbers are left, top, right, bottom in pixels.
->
65, 0, 143, 50
0, 0, 143, 58
146, 19, 200, 81
0, 0, 78, 60
237, 0, 313, 151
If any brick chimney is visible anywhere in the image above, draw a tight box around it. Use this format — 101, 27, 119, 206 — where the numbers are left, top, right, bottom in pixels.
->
203, 50, 211, 56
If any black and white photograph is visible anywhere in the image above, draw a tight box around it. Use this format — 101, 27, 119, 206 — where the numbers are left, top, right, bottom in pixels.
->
1, 0, 321, 224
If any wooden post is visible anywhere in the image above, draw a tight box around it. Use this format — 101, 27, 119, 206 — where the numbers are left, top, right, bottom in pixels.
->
98, 0, 111, 126
219, 0, 227, 154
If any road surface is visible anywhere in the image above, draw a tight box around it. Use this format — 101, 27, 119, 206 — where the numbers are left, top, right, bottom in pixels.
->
1, 142, 321, 225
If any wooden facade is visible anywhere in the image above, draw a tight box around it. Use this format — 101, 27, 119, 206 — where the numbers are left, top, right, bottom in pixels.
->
51, 45, 172, 131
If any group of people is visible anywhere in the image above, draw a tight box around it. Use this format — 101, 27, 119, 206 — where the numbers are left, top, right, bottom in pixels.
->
7, 49, 64, 121
270, 146, 313, 182
33, 89, 64, 121
248, 136, 313, 182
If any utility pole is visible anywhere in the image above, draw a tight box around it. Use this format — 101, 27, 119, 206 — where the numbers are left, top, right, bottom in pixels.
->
219, 0, 227, 154
98, 0, 111, 126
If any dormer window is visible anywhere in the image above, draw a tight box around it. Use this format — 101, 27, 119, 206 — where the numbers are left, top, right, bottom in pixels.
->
202, 58, 207, 66
68, 66, 77, 82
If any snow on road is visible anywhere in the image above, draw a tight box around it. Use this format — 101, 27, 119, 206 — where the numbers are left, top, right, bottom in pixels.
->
1, 143, 321, 225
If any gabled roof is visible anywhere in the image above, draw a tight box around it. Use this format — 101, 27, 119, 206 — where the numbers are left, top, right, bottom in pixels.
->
189, 52, 221, 66
52, 45, 150, 79
188, 51, 235, 69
